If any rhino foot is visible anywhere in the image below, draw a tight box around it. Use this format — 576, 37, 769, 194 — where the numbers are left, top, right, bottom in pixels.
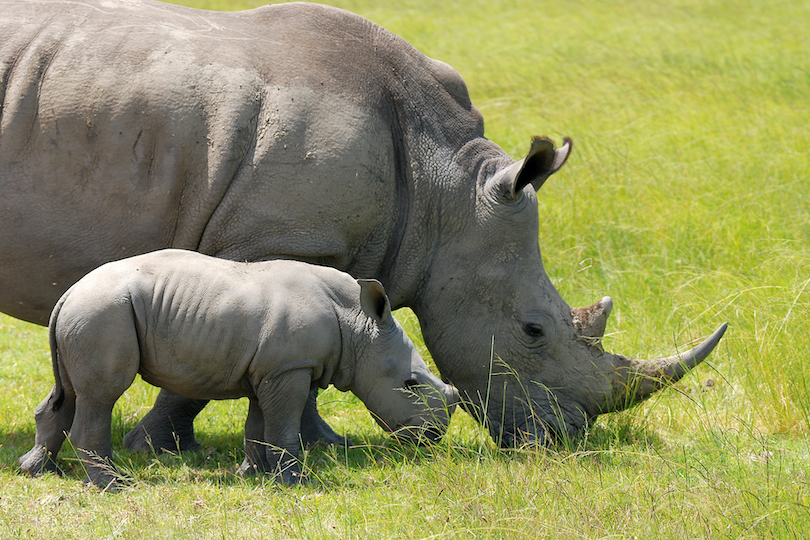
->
19, 445, 62, 477
236, 456, 309, 485
83, 463, 130, 493
300, 389, 353, 448
123, 392, 208, 453
299, 416, 352, 448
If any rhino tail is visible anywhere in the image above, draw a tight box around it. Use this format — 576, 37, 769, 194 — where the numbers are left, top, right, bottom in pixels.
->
46, 288, 73, 412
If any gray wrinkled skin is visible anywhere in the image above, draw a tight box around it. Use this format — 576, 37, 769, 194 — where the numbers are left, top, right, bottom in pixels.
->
0, 0, 724, 449
18, 250, 457, 488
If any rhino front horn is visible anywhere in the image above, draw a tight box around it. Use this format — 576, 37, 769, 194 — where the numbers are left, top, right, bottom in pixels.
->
614, 323, 728, 408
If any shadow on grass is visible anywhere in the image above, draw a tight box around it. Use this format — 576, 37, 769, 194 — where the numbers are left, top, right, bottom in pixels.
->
3, 411, 672, 490
97, 431, 469, 489
1, 421, 447, 489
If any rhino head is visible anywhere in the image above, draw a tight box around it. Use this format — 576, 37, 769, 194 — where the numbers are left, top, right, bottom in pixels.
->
413, 137, 727, 446
349, 279, 458, 443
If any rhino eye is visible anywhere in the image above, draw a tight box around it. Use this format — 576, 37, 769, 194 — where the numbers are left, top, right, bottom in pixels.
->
524, 323, 544, 338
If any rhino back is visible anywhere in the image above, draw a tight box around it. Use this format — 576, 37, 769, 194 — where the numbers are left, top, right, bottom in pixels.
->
0, 0, 265, 322
193, 2, 488, 287
0, 0, 486, 324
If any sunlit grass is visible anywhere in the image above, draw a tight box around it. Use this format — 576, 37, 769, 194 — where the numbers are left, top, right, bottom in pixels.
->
3, 0, 810, 537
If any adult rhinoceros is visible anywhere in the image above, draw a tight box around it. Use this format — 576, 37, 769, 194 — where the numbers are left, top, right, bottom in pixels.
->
0, 0, 725, 448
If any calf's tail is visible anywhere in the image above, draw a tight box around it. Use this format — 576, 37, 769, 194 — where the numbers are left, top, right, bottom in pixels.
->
47, 289, 71, 412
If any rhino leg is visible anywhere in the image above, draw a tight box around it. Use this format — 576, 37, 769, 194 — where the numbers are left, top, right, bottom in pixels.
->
123, 390, 207, 453
240, 389, 349, 476
251, 369, 311, 485
125, 389, 347, 455
70, 395, 126, 490
19, 385, 76, 477
237, 397, 271, 475
299, 389, 352, 448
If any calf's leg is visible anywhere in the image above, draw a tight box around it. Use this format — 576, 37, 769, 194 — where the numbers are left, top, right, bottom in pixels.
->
237, 396, 271, 475
70, 394, 122, 489
255, 369, 311, 484
66, 316, 140, 489
124, 390, 347, 453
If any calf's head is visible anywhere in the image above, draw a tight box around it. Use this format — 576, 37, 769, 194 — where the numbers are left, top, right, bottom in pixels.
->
414, 137, 727, 446
349, 279, 458, 443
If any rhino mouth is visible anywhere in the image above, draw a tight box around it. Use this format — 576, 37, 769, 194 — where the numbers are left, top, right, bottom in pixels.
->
485, 409, 586, 448
492, 419, 593, 448
461, 391, 589, 448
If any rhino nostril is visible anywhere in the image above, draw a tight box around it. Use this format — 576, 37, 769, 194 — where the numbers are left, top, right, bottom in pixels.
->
404, 378, 418, 389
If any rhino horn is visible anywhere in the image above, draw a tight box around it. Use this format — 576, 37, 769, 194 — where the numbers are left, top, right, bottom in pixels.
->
611, 323, 728, 410
572, 296, 613, 340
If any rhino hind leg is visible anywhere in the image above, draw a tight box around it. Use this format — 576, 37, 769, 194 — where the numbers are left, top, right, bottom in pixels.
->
19, 385, 76, 477
70, 395, 128, 490
299, 389, 353, 448
123, 390, 207, 453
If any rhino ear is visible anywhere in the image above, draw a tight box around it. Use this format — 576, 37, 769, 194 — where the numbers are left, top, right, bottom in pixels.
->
358, 279, 393, 326
496, 137, 572, 198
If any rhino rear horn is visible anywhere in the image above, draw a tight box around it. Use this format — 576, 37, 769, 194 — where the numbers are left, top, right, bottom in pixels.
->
573, 296, 613, 340
358, 279, 394, 326
496, 137, 572, 198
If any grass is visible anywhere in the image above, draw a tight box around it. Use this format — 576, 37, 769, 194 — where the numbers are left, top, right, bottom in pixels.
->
3, 0, 810, 537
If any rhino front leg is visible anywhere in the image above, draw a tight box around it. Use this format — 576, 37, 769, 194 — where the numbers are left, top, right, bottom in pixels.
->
123, 390, 207, 453
254, 369, 312, 485
19, 385, 76, 477
300, 389, 352, 448
237, 396, 271, 476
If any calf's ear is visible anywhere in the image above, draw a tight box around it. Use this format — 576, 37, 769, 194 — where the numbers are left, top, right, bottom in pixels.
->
492, 136, 572, 198
358, 279, 394, 326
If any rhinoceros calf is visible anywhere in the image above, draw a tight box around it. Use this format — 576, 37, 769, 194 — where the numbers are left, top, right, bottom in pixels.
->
19, 250, 458, 488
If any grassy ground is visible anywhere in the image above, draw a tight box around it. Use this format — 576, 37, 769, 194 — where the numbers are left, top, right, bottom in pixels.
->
3, 0, 810, 537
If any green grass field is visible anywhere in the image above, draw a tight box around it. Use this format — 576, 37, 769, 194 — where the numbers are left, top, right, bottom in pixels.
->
2, 0, 810, 537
